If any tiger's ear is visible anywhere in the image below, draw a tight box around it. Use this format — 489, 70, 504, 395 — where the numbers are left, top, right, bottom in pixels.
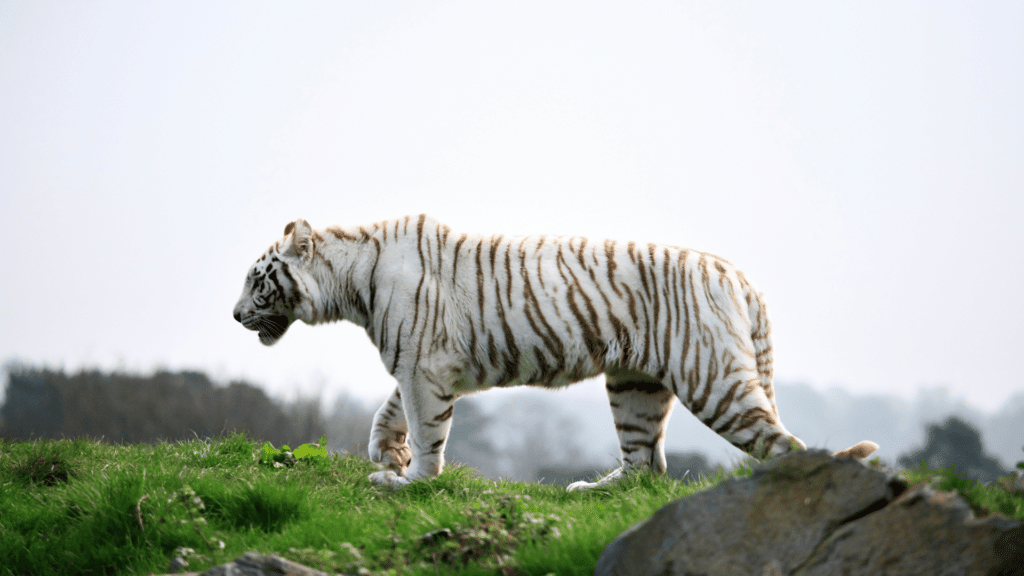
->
285, 219, 314, 260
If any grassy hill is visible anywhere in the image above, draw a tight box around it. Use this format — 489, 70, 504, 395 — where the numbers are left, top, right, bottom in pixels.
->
1, 435, 1020, 576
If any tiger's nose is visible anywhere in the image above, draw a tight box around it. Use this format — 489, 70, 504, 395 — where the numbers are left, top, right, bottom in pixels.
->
233, 311, 242, 323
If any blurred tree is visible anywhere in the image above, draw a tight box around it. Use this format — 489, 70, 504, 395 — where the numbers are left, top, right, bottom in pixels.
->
898, 417, 1009, 482
0, 368, 63, 438
323, 391, 375, 456
487, 396, 589, 480
444, 397, 501, 478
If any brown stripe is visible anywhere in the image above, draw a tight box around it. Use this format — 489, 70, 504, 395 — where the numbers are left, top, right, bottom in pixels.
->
520, 258, 567, 369
489, 234, 503, 274
637, 408, 671, 423
504, 241, 514, 308
367, 242, 381, 311
435, 223, 445, 269
492, 277, 521, 384
326, 226, 357, 241
604, 239, 622, 298
704, 379, 745, 429
713, 413, 740, 434
433, 405, 454, 422
731, 406, 777, 434
389, 320, 404, 373
453, 234, 468, 283
433, 390, 454, 402
690, 343, 712, 413
557, 248, 606, 364
475, 240, 485, 318
487, 332, 498, 367
576, 237, 588, 269
430, 285, 441, 339
410, 220, 427, 330
637, 297, 651, 367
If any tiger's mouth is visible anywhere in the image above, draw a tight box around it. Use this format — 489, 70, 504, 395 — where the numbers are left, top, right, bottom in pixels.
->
254, 314, 291, 345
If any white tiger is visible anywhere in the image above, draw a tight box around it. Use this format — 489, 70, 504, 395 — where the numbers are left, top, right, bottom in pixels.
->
232, 215, 877, 489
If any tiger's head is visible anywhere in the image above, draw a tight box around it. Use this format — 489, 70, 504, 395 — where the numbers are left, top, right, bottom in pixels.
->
233, 219, 317, 345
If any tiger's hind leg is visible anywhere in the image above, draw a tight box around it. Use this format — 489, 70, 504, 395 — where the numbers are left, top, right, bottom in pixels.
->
567, 369, 675, 491
693, 374, 878, 461
692, 372, 807, 460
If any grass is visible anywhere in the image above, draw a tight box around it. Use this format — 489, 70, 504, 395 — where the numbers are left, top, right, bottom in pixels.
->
0, 436, 1020, 576
900, 463, 1024, 520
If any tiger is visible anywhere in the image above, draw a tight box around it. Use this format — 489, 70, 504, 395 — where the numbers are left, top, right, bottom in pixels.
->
232, 215, 877, 490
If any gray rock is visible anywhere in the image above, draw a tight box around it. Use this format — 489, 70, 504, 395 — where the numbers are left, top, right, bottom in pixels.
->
797, 484, 1021, 575
202, 552, 331, 576
596, 450, 1023, 576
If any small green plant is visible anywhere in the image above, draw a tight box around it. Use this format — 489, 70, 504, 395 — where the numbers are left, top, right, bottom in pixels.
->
259, 435, 329, 468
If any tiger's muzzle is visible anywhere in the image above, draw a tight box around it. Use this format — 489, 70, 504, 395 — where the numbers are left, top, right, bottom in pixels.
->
234, 310, 292, 346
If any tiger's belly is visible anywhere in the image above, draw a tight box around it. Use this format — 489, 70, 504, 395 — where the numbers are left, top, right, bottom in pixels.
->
452, 333, 613, 393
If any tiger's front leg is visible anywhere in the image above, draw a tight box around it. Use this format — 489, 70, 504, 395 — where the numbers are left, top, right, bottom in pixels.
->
368, 374, 456, 488
368, 387, 412, 477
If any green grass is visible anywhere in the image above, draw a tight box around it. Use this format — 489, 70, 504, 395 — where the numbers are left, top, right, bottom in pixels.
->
0, 436, 1020, 576
900, 463, 1024, 520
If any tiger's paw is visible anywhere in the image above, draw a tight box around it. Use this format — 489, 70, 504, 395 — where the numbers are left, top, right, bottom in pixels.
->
566, 480, 599, 492
369, 470, 413, 488
369, 434, 412, 476
566, 468, 625, 491
833, 440, 879, 460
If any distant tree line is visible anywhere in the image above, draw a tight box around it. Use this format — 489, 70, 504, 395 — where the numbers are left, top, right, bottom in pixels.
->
2, 366, 1016, 485
0, 367, 324, 448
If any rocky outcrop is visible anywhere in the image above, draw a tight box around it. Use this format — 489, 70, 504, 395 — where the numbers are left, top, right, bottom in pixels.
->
596, 450, 1023, 576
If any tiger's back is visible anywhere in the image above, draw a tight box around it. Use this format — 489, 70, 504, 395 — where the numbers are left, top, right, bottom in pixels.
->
233, 214, 877, 490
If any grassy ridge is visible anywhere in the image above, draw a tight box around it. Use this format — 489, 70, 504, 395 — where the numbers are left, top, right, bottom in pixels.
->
1, 436, 1020, 576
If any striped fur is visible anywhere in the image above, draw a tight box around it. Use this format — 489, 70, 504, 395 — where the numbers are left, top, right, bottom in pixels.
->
233, 215, 877, 489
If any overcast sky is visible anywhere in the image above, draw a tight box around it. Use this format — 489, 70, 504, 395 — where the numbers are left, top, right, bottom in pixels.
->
1, 2, 1022, 414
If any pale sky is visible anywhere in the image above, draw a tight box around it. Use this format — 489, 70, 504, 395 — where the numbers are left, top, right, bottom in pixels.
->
1, 2, 1022, 414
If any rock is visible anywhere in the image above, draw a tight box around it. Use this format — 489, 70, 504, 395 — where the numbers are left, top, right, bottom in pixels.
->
202, 552, 331, 576
596, 450, 1023, 576
798, 484, 1020, 575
